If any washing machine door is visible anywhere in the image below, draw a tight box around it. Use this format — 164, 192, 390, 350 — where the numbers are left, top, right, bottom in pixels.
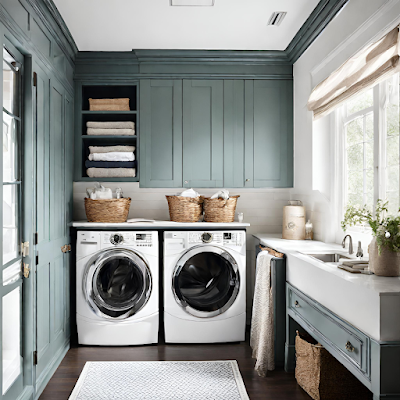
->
172, 245, 240, 318
84, 249, 152, 319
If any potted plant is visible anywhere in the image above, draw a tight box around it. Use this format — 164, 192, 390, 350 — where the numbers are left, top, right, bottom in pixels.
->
341, 200, 400, 276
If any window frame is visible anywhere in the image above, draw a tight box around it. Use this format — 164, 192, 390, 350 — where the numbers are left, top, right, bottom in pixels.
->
336, 77, 399, 236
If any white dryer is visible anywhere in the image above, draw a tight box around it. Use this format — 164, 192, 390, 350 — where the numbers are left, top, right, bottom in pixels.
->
163, 230, 246, 343
76, 231, 159, 346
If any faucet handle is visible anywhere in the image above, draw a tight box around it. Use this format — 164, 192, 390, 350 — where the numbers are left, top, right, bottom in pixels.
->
356, 241, 363, 258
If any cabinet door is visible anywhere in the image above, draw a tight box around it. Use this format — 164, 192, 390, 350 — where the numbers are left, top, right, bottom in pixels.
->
183, 80, 223, 188
244, 80, 293, 188
34, 64, 69, 390
140, 80, 182, 188
223, 80, 245, 188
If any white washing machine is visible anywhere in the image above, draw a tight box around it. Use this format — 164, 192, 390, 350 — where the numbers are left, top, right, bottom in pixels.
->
163, 230, 246, 343
76, 231, 159, 346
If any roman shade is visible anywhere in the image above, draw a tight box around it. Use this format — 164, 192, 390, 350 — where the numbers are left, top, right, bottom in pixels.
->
308, 26, 400, 120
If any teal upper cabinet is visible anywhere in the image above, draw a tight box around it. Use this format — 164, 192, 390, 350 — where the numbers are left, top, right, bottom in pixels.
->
139, 78, 293, 188
140, 80, 182, 187
182, 80, 224, 188
244, 80, 293, 188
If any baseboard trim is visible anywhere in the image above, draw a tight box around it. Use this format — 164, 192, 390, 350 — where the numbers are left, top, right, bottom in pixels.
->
34, 339, 70, 400
17, 386, 34, 400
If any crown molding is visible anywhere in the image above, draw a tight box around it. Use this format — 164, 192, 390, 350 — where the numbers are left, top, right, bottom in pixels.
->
27, 0, 78, 62
285, 0, 350, 64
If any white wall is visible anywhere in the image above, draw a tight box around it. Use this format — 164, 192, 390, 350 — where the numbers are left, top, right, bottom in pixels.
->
293, 0, 400, 244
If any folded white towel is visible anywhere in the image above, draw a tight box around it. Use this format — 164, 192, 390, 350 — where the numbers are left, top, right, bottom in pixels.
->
86, 168, 136, 178
89, 145, 135, 154
87, 128, 135, 136
87, 121, 135, 129
211, 189, 230, 200
86, 184, 113, 199
178, 188, 200, 198
88, 152, 135, 162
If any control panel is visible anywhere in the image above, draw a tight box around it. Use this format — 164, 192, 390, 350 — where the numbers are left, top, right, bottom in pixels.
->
102, 232, 155, 247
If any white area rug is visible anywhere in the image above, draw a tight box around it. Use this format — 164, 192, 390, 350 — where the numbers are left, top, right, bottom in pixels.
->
69, 360, 249, 400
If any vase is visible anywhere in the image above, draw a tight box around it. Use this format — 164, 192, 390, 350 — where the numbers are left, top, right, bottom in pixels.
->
368, 237, 400, 276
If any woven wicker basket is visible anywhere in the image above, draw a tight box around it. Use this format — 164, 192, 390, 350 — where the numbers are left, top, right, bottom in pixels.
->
166, 195, 204, 223
89, 98, 130, 111
203, 195, 240, 223
295, 331, 372, 400
84, 198, 131, 223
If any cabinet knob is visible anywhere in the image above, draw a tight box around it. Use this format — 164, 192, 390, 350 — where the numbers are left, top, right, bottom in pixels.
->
345, 341, 355, 352
245, 178, 250, 182
294, 300, 300, 308
184, 180, 188, 184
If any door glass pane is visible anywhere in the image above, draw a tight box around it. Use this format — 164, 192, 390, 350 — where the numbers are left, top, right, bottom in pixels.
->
176, 252, 237, 312
3, 112, 17, 182
3, 184, 18, 265
3, 57, 18, 117
2, 286, 21, 394
3, 260, 21, 287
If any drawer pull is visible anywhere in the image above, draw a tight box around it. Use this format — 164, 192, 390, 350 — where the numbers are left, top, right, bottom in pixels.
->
294, 300, 300, 308
345, 341, 355, 352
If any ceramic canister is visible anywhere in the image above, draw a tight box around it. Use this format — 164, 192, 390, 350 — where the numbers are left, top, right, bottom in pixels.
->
282, 201, 306, 240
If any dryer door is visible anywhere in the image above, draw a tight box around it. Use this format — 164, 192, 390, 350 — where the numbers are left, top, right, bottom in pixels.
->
172, 245, 240, 318
84, 249, 152, 319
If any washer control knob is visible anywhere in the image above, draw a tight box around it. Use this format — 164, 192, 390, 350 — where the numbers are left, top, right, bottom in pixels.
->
110, 233, 123, 245
201, 232, 213, 243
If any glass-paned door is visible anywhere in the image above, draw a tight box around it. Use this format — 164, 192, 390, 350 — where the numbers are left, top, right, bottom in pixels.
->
2, 46, 24, 398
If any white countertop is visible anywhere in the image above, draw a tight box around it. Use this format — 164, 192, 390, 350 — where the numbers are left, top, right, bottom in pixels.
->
253, 233, 400, 341
72, 220, 250, 229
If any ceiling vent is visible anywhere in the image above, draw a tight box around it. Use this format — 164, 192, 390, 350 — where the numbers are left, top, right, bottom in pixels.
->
267, 12, 287, 26
170, 0, 214, 6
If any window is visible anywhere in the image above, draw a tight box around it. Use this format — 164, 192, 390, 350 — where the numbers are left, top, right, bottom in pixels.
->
339, 74, 400, 220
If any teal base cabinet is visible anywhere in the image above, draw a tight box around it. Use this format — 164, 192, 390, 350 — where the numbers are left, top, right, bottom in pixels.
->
285, 283, 400, 400
140, 79, 293, 189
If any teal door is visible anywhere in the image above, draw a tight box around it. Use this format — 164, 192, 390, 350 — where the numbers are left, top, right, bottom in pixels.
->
1, 42, 26, 400
140, 80, 182, 187
183, 80, 223, 188
244, 80, 293, 188
33, 62, 69, 393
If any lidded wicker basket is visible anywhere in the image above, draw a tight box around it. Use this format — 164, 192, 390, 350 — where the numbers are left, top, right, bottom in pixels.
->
166, 195, 204, 223
84, 197, 131, 223
203, 195, 240, 223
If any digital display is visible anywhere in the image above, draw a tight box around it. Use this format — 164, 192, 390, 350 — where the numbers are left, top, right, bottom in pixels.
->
224, 233, 232, 240
136, 234, 147, 241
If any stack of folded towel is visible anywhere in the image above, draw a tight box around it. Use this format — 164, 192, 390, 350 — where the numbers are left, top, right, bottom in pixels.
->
85, 145, 137, 178
89, 98, 130, 111
86, 121, 135, 136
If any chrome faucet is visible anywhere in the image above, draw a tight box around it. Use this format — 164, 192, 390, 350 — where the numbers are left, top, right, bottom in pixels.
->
342, 234, 353, 255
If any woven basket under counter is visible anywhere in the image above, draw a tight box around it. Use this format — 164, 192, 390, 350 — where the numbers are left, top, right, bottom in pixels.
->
203, 195, 239, 223
166, 195, 204, 223
84, 197, 131, 223
295, 331, 372, 400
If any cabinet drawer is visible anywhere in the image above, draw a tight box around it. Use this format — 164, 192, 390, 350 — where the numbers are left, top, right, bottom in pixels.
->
288, 286, 370, 377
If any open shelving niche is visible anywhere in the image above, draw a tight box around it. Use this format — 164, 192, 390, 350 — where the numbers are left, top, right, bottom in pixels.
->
79, 83, 139, 182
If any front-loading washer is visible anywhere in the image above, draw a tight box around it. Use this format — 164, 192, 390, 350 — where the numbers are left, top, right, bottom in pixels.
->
163, 230, 246, 343
76, 231, 158, 345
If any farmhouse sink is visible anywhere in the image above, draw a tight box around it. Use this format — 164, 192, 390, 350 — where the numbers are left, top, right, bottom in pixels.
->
305, 253, 351, 263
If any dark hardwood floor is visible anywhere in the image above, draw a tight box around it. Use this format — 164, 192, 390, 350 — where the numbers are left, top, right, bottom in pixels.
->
39, 340, 310, 399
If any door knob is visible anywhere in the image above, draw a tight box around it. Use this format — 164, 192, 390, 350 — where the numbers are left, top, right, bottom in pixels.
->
245, 179, 250, 182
